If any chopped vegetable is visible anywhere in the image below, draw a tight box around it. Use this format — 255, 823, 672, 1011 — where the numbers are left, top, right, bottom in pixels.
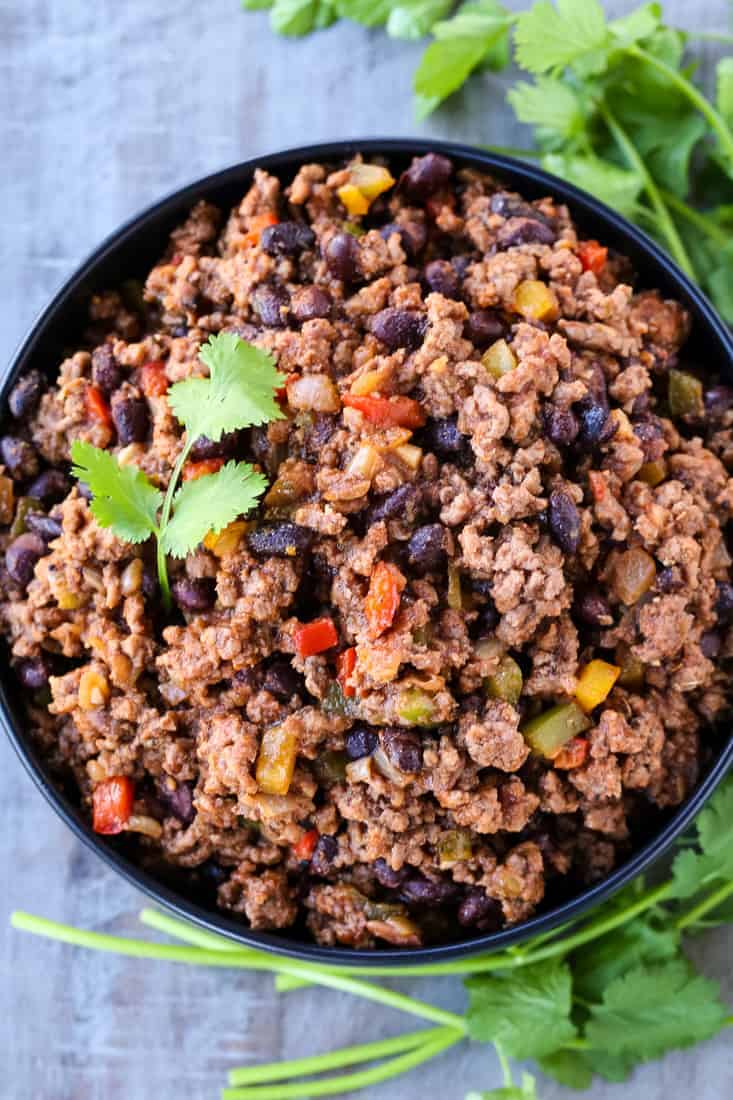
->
293, 828, 319, 861
396, 686, 436, 726
203, 519, 247, 557
0, 475, 14, 525
182, 457, 225, 482
523, 702, 591, 759
342, 393, 426, 429
365, 560, 406, 639
294, 617, 339, 657
485, 655, 523, 708
78, 668, 110, 710
242, 211, 278, 248
313, 750, 348, 784
336, 646, 357, 698
513, 280, 559, 322
9, 496, 41, 539
482, 338, 517, 378
438, 829, 473, 868
616, 643, 646, 691
255, 721, 298, 795
85, 384, 113, 427
577, 240, 608, 275
92, 775, 134, 835
612, 547, 657, 606
337, 163, 395, 215
140, 360, 169, 397
669, 369, 704, 418
552, 736, 589, 770
446, 565, 462, 610
575, 659, 621, 712
638, 459, 667, 487
287, 373, 341, 413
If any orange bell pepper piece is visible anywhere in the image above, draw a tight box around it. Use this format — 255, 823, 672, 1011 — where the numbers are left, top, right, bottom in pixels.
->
336, 646, 357, 698
578, 240, 608, 276
365, 561, 406, 640
294, 617, 339, 658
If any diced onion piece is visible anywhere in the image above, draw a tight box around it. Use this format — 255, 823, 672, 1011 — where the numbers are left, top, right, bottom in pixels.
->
522, 702, 591, 759
345, 755, 377, 784
482, 339, 517, 379
394, 443, 423, 470
513, 280, 559, 322
575, 659, 620, 712
78, 668, 110, 710
668, 369, 703, 417
287, 374, 341, 413
347, 443, 382, 480
612, 547, 656, 605
373, 745, 411, 786
438, 829, 473, 868
447, 565, 463, 610
125, 813, 163, 839
365, 914, 422, 946
256, 723, 298, 795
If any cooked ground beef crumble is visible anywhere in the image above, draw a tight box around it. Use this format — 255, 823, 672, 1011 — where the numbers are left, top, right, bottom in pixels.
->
2, 152, 733, 949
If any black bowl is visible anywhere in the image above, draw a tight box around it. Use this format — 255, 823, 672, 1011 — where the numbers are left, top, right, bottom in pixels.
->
3, 138, 733, 967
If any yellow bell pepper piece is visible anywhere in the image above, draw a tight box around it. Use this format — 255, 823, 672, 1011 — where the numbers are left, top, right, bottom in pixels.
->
482, 339, 517, 378
256, 722, 298, 795
337, 184, 369, 217
575, 659, 621, 712
204, 520, 248, 557
513, 280, 559, 322
338, 164, 395, 216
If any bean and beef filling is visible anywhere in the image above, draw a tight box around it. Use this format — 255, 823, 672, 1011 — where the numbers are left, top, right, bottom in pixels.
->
2, 153, 733, 948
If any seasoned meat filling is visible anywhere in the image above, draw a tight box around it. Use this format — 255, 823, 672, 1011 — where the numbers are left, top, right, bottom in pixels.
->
2, 153, 732, 948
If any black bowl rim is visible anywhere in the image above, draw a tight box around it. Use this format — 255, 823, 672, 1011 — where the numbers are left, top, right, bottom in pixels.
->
3, 136, 733, 967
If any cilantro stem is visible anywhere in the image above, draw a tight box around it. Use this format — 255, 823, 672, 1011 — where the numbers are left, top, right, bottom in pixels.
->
227, 1026, 453, 1085
496, 1043, 513, 1087
221, 1031, 462, 1099
600, 104, 696, 280
627, 43, 733, 168
156, 438, 194, 610
676, 879, 733, 931
659, 189, 730, 246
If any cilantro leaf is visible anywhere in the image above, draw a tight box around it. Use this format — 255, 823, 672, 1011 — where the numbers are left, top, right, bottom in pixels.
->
584, 959, 728, 1061
514, 0, 609, 76
465, 959, 576, 1059
570, 917, 679, 1004
386, 0, 452, 40
536, 1050, 593, 1090
70, 440, 162, 545
465, 1074, 537, 1100
541, 152, 643, 217
507, 77, 586, 142
670, 778, 733, 899
608, 2, 661, 47
717, 57, 733, 125
162, 461, 267, 558
168, 333, 285, 445
577, 1049, 635, 1084
335, 0, 394, 26
270, 0, 335, 33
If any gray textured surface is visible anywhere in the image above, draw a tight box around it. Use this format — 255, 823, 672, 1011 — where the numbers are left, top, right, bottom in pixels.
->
1, 1, 732, 1097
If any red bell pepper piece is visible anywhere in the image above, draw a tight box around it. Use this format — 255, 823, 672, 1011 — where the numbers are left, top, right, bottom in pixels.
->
140, 360, 169, 397
242, 211, 278, 249
365, 561, 406, 640
578, 240, 608, 276
342, 394, 426, 429
293, 828, 319, 862
85, 385, 113, 428
336, 646, 357, 698
92, 776, 134, 835
294, 617, 339, 658
182, 457, 225, 482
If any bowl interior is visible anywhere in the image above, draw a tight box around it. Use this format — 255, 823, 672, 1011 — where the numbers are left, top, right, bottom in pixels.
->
3, 138, 733, 965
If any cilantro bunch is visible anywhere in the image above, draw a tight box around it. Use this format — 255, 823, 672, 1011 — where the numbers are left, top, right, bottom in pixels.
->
12, 776, 733, 1098
242, 0, 733, 323
71, 333, 284, 609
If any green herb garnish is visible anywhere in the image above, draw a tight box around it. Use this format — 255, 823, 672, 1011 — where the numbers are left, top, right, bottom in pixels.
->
12, 774, 733, 1098
242, 0, 733, 323
71, 332, 284, 608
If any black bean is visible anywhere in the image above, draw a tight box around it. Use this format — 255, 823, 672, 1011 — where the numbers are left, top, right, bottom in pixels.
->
473, 599, 500, 637
141, 562, 159, 601
382, 727, 422, 773
417, 416, 471, 464
371, 308, 427, 351
399, 153, 453, 201
189, 429, 241, 461
457, 887, 501, 929
303, 413, 338, 459
263, 660, 304, 702
423, 260, 460, 299
497, 216, 556, 249
576, 364, 615, 450
464, 309, 506, 349
548, 489, 581, 555
366, 483, 423, 527
157, 779, 195, 825
543, 404, 579, 447
172, 576, 216, 613
490, 192, 552, 226
0, 436, 39, 480
373, 858, 408, 889
657, 566, 684, 593
324, 232, 360, 282
704, 384, 733, 420
700, 631, 722, 659
407, 523, 448, 574
91, 345, 122, 394
8, 370, 44, 419
111, 393, 149, 445
199, 860, 228, 888
575, 588, 612, 627
27, 469, 70, 504
248, 522, 314, 558
716, 582, 733, 623
5, 532, 47, 588
345, 726, 378, 760
24, 512, 62, 542
252, 284, 290, 328
17, 656, 49, 691
290, 285, 332, 323
260, 221, 315, 257
380, 221, 426, 257
401, 873, 457, 905
310, 834, 338, 876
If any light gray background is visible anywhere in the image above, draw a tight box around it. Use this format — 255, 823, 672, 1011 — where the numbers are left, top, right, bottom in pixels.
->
1, 1, 731, 1097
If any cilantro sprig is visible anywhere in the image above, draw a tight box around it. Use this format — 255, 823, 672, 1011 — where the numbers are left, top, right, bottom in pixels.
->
12, 774, 733, 1098
242, 0, 733, 323
71, 333, 283, 609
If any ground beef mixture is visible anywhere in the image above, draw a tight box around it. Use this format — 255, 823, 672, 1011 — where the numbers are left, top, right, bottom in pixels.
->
3, 152, 733, 949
